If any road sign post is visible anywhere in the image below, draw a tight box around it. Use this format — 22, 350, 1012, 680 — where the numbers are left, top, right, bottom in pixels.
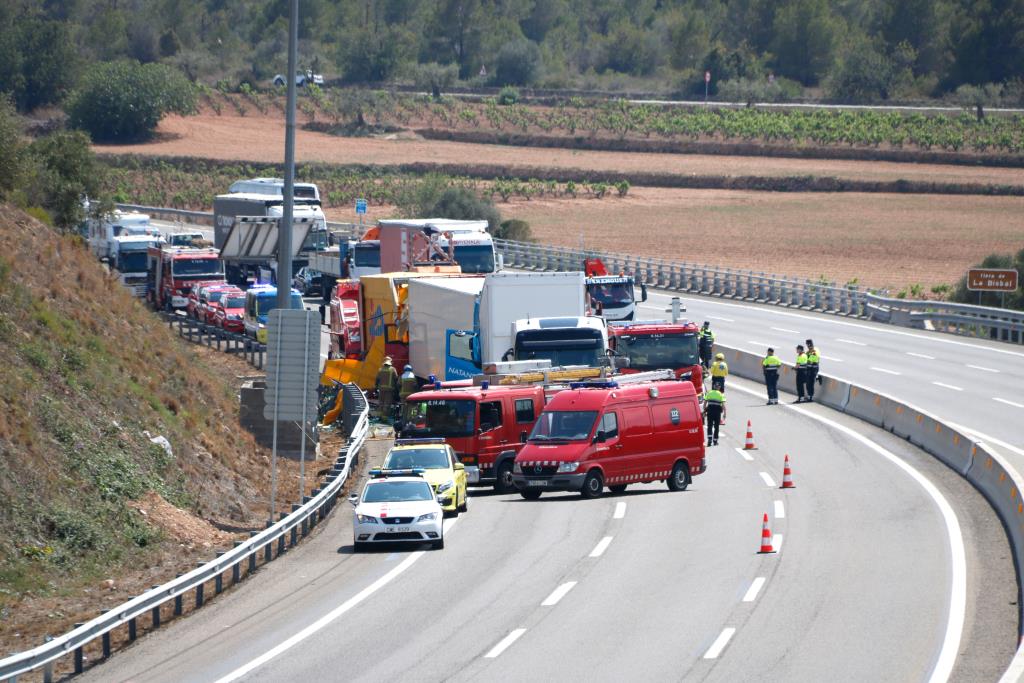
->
356, 197, 367, 231
705, 71, 711, 104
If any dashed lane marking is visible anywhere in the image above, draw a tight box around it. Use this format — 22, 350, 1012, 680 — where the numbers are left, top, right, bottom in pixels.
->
589, 536, 613, 558
870, 366, 902, 375
932, 382, 963, 392
735, 447, 754, 462
968, 364, 1000, 373
742, 577, 766, 603
836, 338, 867, 346
907, 352, 936, 359
613, 502, 626, 519
773, 534, 783, 551
541, 582, 578, 607
485, 629, 527, 658
774, 500, 785, 519
759, 472, 776, 487
994, 398, 1024, 409
708, 315, 735, 322
703, 627, 737, 659
771, 326, 799, 333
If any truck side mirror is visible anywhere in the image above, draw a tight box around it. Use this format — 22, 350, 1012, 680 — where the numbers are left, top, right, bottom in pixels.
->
348, 494, 359, 506
593, 430, 606, 444
641, 283, 648, 302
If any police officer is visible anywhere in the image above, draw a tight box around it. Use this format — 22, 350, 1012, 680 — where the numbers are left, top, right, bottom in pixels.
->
805, 339, 820, 402
698, 321, 715, 369
702, 387, 726, 446
710, 352, 729, 392
399, 364, 418, 405
375, 356, 399, 421
762, 347, 782, 404
794, 344, 808, 402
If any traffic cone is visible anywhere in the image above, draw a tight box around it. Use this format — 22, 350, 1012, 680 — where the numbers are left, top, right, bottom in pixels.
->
780, 454, 795, 489
758, 513, 775, 554
743, 420, 757, 450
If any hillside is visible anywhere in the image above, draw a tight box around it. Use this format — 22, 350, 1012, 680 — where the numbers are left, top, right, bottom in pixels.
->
0, 206, 305, 653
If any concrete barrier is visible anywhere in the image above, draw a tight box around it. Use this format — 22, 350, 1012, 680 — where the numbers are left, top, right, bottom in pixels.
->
815, 375, 851, 412
844, 385, 886, 428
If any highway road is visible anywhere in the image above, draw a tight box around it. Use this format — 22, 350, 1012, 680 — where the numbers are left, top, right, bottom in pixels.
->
81, 377, 1015, 682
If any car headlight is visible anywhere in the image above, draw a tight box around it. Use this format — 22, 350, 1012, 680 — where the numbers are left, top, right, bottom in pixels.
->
436, 480, 454, 493
513, 462, 522, 473
356, 514, 378, 524
557, 461, 580, 473
416, 512, 438, 522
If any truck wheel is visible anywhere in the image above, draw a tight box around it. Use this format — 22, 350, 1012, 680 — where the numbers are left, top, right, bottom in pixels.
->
495, 461, 515, 494
609, 484, 627, 494
581, 470, 604, 499
520, 490, 542, 500
667, 462, 690, 491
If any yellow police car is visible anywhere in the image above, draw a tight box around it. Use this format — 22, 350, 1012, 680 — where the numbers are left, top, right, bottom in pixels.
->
382, 439, 468, 515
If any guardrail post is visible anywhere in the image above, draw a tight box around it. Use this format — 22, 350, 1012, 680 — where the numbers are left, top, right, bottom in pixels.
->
150, 587, 161, 628
128, 616, 137, 642
100, 610, 111, 658
277, 513, 287, 554
248, 532, 258, 573
73, 623, 85, 673
174, 575, 183, 616
42, 636, 53, 683
290, 504, 301, 546
215, 552, 225, 594
232, 542, 242, 584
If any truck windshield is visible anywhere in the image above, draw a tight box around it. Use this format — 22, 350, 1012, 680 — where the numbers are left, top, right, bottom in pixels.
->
453, 245, 495, 273
354, 243, 380, 267
589, 282, 634, 306
617, 333, 700, 370
383, 448, 450, 470
173, 259, 224, 279
301, 229, 328, 251
256, 293, 303, 315
515, 329, 604, 368
117, 251, 148, 273
362, 480, 434, 503
401, 399, 476, 438
528, 410, 598, 442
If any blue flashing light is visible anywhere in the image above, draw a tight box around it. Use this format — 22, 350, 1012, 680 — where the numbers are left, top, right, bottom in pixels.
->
434, 381, 442, 390
569, 380, 620, 390
428, 374, 437, 383
481, 380, 490, 390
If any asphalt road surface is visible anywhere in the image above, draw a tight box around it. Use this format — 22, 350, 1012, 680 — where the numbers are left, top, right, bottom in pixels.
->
81, 378, 1016, 682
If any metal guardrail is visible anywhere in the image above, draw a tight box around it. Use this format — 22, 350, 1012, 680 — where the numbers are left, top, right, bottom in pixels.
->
118, 203, 1024, 345
165, 312, 268, 369
0, 386, 369, 683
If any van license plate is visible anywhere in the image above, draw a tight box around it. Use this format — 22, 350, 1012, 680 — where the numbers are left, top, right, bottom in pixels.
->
384, 527, 410, 533
528, 480, 547, 487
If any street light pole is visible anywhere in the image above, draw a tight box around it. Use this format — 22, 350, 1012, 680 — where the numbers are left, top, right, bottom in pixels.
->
278, 0, 298, 310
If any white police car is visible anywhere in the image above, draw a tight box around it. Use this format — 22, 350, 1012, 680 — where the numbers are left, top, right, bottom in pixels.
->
350, 469, 445, 551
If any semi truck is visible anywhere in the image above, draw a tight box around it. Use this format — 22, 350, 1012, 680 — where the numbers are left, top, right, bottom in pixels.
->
584, 258, 646, 321
608, 321, 704, 392
86, 210, 164, 297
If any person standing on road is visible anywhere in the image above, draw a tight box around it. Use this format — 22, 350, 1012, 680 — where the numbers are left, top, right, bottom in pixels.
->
399, 364, 418, 406
762, 348, 782, 404
702, 388, 726, 446
794, 344, 808, 402
710, 352, 729, 392
375, 356, 399, 421
698, 321, 715, 369
805, 339, 820, 402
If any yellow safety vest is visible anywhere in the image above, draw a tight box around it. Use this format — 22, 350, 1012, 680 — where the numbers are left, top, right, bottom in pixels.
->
711, 361, 729, 378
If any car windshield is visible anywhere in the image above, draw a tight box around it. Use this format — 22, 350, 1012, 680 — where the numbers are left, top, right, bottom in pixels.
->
224, 296, 246, 308
453, 245, 495, 273
384, 448, 450, 470
208, 290, 229, 304
401, 399, 476, 438
362, 480, 434, 503
173, 258, 223, 279
255, 292, 304, 315
528, 410, 598, 442
589, 282, 634, 305
617, 333, 700, 370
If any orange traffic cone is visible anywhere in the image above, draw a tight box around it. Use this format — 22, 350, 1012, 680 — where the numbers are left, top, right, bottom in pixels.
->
743, 420, 757, 450
758, 513, 775, 554
780, 454, 795, 489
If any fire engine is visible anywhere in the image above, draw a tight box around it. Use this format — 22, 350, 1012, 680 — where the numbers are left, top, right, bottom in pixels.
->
146, 246, 225, 312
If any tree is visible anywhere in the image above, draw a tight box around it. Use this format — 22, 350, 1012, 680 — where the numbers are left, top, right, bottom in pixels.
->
495, 218, 532, 241
428, 187, 502, 233
0, 9, 79, 112
336, 25, 414, 83
26, 131, 106, 232
770, 0, 842, 86
947, 0, 1024, 88
493, 38, 542, 86
0, 96, 28, 199
952, 83, 1003, 120
718, 78, 768, 106
426, 0, 484, 79
413, 62, 459, 99
825, 41, 896, 103
66, 60, 196, 142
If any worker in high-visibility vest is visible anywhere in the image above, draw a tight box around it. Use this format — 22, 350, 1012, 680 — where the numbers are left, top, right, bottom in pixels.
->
399, 364, 418, 404
375, 356, 398, 420
762, 348, 782, 405
702, 388, 726, 446
698, 321, 715, 369
795, 345, 808, 403
710, 353, 729, 392
805, 339, 821, 402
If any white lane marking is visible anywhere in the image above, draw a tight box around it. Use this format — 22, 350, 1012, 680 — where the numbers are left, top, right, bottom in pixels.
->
730, 383, 966, 683
836, 338, 867, 346
613, 502, 627, 519
825, 356, 844, 363
773, 533, 783, 551
742, 577, 766, 603
948, 422, 1024, 459
708, 315, 735, 322
771, 326, 799, 333
213, 518, 458, 683
908, 352, 935, 360
485, 628, 527, 658
541, 581, 578, 606
589, 536, 613, 558
870, 366, 902, 375
645, 290, 1024, 359
774, 500, 786, 519
747, 340, 775, 348
759, 472, 776, 487
968, 364, 1000, 373
703, 627, 737, 659
734, 447, 753, 462
932, 381, 963, 392
994, 397, 1024, 408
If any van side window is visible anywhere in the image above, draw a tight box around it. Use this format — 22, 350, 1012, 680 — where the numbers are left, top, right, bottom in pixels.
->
621, 406, 652, 437
514, 398, 534, 423
601, 412, 618, 439
480, 401, 503, 432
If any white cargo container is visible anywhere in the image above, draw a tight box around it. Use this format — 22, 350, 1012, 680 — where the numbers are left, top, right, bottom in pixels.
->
407, 276, 485, 381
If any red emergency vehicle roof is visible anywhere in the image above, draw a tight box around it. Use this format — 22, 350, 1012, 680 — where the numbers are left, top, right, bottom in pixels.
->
542, 380, 696, 411
407, 384, 543, 402
609, 321, 699, 335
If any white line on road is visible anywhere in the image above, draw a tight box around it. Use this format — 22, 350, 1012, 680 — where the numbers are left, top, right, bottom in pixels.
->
729, 383, 966, 683
759, 472, 776, 487
908, 352, 936, 359
541, 581, 578, 607
589, 536, 613, 558
825, 356, 844, 363
703, 627, 737, 659
870, 366, 902, 375
968, 364, 1000, 373
932, 381, 963, 392
734, 447, 754, 462
994, 398, 1024, 408
485, 629, 527, 658
742, 577, 767, 603
773, 533, 783, 551
948, 422, 1024, 459
613, 502, 627, 519
747, 341, 775, 349
708, 315, 735, 322
774, 500, 785, 519
214, 519, 459, 682
771, 326, 799, 333
836, 338, 867, 346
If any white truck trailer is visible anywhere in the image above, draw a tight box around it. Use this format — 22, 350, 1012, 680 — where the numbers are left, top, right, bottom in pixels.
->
86, 210, 164, 296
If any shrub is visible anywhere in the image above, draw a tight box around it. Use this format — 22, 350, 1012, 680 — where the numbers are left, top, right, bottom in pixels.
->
66, 60, 197, 142
427, 186, 502, 233
493, 39, 542, 87
495, 219, 532, 241
497, 86, 520, 106
413, 62, 459, 99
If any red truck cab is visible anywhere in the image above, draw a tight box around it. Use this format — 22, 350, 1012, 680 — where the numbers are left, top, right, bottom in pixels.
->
513, 379, 705, 499
609, 321, 704, 393
328, 280, 362, 359
147, 246, 225, 312
399, 383, 551, 492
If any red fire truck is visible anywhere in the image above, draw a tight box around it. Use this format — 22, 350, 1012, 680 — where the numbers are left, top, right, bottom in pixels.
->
608, 321, 704, 393
147, 246, 225, 312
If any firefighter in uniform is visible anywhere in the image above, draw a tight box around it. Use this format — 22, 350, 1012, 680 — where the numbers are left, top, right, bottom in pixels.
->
399, 364, 418, 407
698, 321, 715, 369
805, 339, 821, 401
762, 348, 782, 404
710, 353, 729, 392
794, 345, 808, 402
702, 388, 726, 446
375, 356, 399, 421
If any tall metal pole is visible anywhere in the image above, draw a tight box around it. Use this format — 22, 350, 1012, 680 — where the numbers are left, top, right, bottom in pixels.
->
279, 0, 298, 310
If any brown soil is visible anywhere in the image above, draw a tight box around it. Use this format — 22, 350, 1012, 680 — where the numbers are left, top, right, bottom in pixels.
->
96, 111, 1024, 188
